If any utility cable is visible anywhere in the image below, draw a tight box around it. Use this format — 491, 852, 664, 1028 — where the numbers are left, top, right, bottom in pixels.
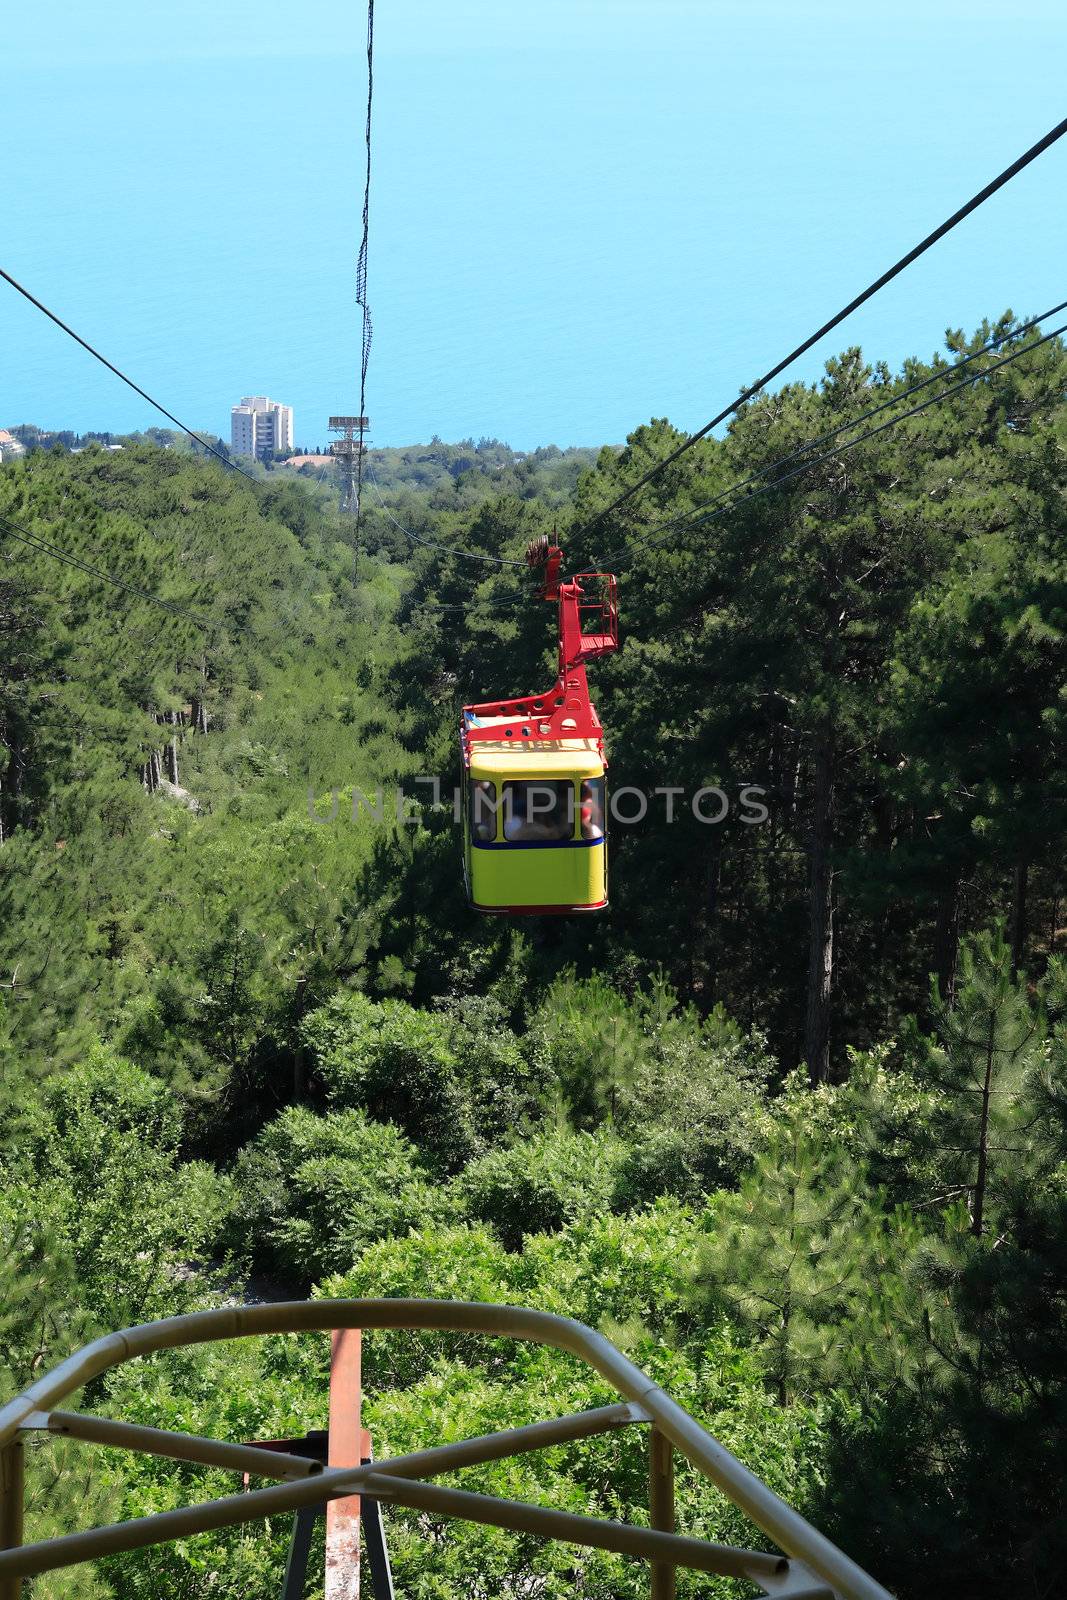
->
601, 300, 1067, 563
576, 113, 1067, 546
353, 0, 375, 536
0, 511, 217, 628
365, 464, 528, 567
405, 600, 525, 615
1, 466, 520, 634
643, 317, 1067, 565
0, 266, 258, 483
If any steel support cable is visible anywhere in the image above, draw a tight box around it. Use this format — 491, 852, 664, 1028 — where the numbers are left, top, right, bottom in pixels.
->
2, 471, 235, 592
601, 297, 1067, 566
1, 485, 513, 632
1, 505, 402, 645
1, 483, 147, 577
353, 0, 375, 535
399, 594, 500, 606
649, 319, 1067, 640
669, 317, 1067, 536
0, 510, 216, 628
409, 603, 526, 616
575, 113, 1067, 549
365, 465, 528, 569
342, 14, 543, 588
6, 321, 1056, 635
0, 267, 257, 484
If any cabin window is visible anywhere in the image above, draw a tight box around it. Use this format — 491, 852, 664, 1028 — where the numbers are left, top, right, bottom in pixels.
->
502, 780, 574, 842
469, 779, 499, 842
580, 777, 606, 840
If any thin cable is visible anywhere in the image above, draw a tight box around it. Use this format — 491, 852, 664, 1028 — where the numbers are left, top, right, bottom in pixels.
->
658, 348, 1067, 654
0, 267, 258, 484
650, 318, 1067, 557
603, 300, 1067, 563
414, 591, 528, 611
577, 113, 1067, 545
353, 0, 374, 535
365, 465, 528, 566
2, 470, 521, 633
0, 511, 216, 628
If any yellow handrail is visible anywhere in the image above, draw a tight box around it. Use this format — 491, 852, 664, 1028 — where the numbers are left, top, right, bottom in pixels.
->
0, 1299, 895, 1600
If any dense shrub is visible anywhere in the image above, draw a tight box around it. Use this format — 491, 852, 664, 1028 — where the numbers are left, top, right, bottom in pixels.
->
228, 1105, 451, 1286
5, 1046, 227, 1329
613, 1016, 773, 1202
0, 1048, 222, 1600
532, 974, 773, 1200
455, 1126, 629, 1248
302, 991, 551, 1169
438, 990, 554, 1143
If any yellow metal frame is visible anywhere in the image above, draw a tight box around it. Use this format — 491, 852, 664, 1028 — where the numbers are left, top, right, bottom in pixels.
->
0, 1299, 894, 1600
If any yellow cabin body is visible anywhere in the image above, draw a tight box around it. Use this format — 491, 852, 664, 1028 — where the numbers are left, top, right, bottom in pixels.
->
463, 735, 607, 914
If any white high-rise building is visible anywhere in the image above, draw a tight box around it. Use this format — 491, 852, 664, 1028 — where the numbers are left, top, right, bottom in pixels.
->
230, 396, 294, 460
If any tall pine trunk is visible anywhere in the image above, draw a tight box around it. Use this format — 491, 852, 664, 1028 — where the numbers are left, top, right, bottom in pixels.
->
972, 1008, 997, 1239
934, 872, 962, 1005
165, 710, 180, 786
804, 726, 835, 1084
1010, 860, 1028, 980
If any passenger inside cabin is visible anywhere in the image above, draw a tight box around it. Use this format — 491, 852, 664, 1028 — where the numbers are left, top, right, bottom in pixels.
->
470, 779, 499, 842
580, 777, 605, 840
503, 782, 574, 842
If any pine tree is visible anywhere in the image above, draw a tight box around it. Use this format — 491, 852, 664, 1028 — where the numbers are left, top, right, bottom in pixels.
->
0, 1189, 117, 1600
698, 1128, 900, 1403
833, 943, 1067, 1597
0, 571, 57, 842
911, 928, 1047, 1237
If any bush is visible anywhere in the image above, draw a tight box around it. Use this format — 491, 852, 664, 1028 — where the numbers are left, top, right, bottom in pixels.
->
302, 991, 552, 1169
772, 1048, 942, 1210
530, 970, 648, 1125
228, 1105, 451, 1287
456, 1127, 629, 1248
30, 1043, 184, 1155
614, 1018, 773, 1203
531, 974, 773, 1201
439, 991, 554, 1145
6, 1045, 229, 1329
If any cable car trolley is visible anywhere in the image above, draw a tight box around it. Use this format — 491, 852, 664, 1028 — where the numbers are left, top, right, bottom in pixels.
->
461, 539, 618, 914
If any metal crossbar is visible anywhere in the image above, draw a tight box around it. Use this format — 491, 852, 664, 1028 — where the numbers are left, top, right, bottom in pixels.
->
0, 1299, 895, 1600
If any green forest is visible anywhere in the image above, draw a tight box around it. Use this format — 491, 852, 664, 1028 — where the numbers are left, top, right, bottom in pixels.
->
1, 309, 1066, 1599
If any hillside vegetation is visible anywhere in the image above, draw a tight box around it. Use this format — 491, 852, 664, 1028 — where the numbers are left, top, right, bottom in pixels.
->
2, 310, 1066, 1600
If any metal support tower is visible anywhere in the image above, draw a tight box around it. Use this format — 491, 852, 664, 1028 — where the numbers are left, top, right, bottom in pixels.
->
328, 416, 369, 514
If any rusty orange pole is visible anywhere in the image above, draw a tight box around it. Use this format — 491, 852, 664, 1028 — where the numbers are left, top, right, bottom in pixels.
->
649, 1427, 675, 1600
326, 1329, 362, 1600
0, 1439, 24, 1600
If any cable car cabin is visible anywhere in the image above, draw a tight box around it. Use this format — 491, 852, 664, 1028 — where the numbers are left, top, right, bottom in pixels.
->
462, 730, 607, 914
461, 539, 618, 915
